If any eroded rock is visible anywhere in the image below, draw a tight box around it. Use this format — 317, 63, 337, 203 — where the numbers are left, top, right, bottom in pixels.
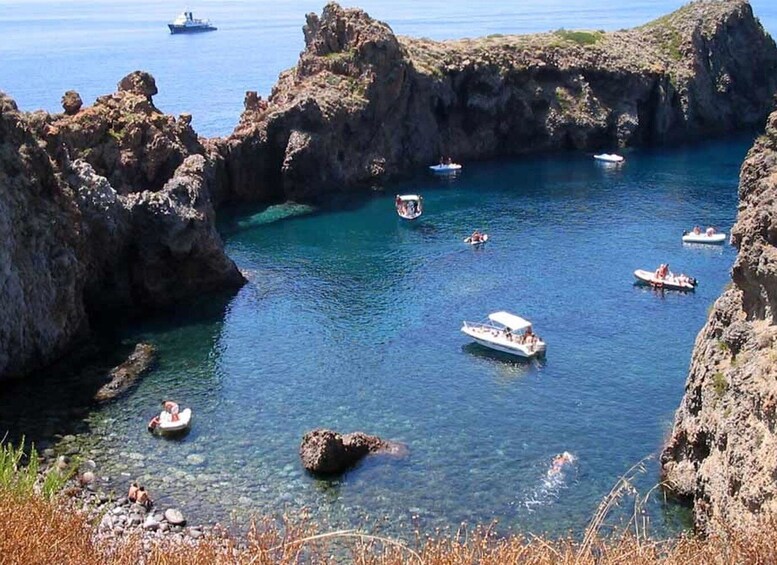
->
299, 428, 404, 474
61, 90, 83, 115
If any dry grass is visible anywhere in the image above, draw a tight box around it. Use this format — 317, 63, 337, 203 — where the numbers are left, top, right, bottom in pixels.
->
2, 448, 777, 565
4, 487, 777, 564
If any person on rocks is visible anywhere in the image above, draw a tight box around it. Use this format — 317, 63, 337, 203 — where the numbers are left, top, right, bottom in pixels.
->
128, 482, 139, 502
136, 486, 153, 510
162, 399, 180, 422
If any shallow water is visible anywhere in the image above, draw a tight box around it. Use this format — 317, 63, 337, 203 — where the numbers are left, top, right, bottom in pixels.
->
21, 138, 742, 538
0, 0, 768, 540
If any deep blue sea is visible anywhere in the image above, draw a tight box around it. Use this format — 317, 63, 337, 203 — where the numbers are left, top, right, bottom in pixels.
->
0, 0, 774, 541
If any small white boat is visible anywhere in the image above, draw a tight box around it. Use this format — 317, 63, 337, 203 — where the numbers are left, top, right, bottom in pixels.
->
464, 233, 489, 246
461, 311, 546, 358
593, 153, 624, 163
429, 163, 462, 173
396, 194, 423, 220
149, 408, 192, 434
682, 230, 726, 244
634, 269, 697, 291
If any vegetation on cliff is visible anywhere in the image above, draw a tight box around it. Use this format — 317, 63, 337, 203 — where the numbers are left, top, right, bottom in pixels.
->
226, 0, 777, 202
661, 107, 777, 532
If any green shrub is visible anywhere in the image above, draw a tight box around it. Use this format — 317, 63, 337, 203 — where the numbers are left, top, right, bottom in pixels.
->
553, 29, 603, 46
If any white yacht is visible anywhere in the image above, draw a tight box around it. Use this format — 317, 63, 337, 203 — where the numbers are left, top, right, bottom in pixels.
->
461, 311, 546, 358
168, 11, 217, 34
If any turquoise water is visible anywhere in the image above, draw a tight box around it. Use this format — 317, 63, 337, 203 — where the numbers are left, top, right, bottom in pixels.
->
1, 0, 775, 136
0, 0, 768, 540
22, 138, 740, 537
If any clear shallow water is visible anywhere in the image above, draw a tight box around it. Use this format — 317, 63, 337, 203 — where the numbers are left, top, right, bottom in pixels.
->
36, 138, 745, 538
1, 0, 775, 137
0, 0, 768, 540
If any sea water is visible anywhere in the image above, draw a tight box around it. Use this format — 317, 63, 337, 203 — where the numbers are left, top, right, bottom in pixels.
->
0, 0, 773, 540
1, 0, 775, 136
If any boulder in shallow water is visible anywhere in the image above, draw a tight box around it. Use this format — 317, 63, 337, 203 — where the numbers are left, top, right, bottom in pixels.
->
299, 428, 405, 475
164, 508, 186, 526
94, 343, 156, 402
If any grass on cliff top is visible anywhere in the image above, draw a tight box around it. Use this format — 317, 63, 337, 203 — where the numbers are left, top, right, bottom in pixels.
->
553, 29, 604, 46
3, 442, 777, 564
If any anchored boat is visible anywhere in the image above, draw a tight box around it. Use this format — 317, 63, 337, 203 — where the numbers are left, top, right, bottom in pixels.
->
593, 153, 624, 163
634, 268, 697, 291
429, 163, 462, 174
461, 311, 546, 358
395, 194, 423, 220
148, 408, 192, 434
168, 11, 217, 34
682, 228, 726, 244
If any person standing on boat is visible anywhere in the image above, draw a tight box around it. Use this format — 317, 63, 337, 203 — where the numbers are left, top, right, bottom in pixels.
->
162, 399, 180, 422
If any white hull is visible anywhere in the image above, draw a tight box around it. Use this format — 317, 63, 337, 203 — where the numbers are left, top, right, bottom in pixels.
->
464, 234, 488, 246
158, 408, 192, 433
429, 164, 462, 173
594, 153, 624, 163
634, 269, 696, 291
461, 325, 545, 358
682, 233, 726, 244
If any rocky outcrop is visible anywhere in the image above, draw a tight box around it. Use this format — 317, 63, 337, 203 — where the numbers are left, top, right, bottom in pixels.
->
299, 429, 404, 474
94, 343, 156, 402
0, 73, 243, 381
224, 0, 777, 202
661, 108, 777, 532
61, 90, 82, 115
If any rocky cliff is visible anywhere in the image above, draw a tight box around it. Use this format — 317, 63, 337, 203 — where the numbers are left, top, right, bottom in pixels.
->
224, 0, 777, 202
661, 108, 777, 532
0, 73, 243, 380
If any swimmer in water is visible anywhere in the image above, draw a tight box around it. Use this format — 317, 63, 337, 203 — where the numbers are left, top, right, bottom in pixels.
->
549, 451, 575, 476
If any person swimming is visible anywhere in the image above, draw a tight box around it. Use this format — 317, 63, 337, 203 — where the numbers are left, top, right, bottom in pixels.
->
548, 451, 575, 476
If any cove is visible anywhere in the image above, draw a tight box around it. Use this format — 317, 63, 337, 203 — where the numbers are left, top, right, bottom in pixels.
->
1, 138, 749, 537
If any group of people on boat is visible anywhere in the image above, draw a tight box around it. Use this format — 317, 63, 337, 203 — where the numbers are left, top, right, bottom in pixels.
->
686, 225, 717, 236
653, 263, 694, 286
395, 195, 420, 216
438, 156, 455, 166
468, 230, 486, 243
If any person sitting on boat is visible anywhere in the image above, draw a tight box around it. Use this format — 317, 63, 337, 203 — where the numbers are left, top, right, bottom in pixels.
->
504, 328, 512, 341
693, 226, 702, 235
655, 264, 669, 279
446, 156, 453, 165
162, 399, 180, 422
706, 226, 716, 236
395, 195, 402, 208
470, 230, 482, 243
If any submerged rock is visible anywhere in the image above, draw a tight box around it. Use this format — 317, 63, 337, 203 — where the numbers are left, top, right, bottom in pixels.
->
299, 428, 405, 475
94, 343, 157, 402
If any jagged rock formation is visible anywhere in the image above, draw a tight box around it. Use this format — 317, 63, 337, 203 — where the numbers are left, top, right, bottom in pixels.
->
224, 0, 777, 202
0, 72, 243, 381
299, 428, 405, 474
3, 2, 777, 381
661, 108, 777, 532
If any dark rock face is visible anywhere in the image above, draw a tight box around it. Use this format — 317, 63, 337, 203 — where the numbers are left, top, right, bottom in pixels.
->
224, 1, 777, 203
661, 109, 777, 533
94, 343, 156, 402
0, 73, 244, 381
61, 90, 83, 115
299, 429, 401, 474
